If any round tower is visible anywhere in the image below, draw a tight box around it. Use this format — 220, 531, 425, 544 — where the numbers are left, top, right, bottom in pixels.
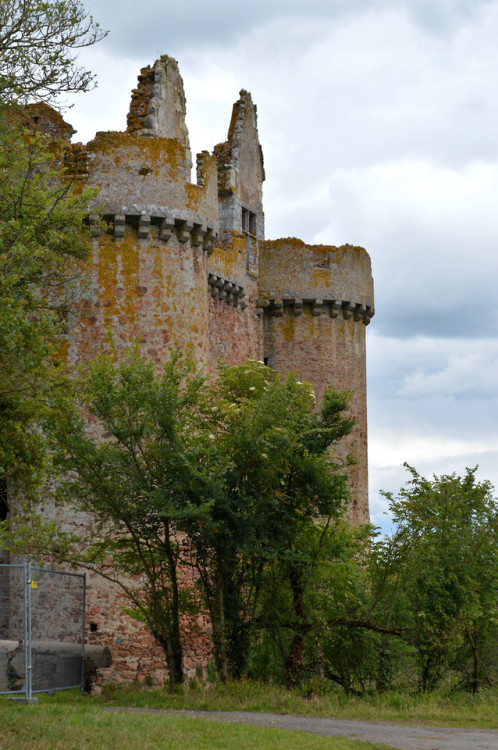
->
66, 57, 220, 369
259, 238, 374, 523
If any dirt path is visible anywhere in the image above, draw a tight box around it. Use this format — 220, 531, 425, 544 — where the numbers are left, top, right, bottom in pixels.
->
107, 707, 498, 750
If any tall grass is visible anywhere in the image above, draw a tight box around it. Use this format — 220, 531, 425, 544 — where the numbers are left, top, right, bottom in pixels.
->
89, 679, 498, 728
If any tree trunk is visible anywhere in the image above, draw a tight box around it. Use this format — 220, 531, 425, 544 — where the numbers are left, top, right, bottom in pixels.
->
211, 564, 228, 683
285, 564, 307, 688
156, 629, 183, 690
160, 523, 184, 689
466, 625, 480, 694
225, 574, 250, 679
376, 635, 391, 693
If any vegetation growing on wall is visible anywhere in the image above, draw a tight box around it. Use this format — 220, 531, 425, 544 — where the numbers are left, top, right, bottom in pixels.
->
0, 0, 104, 502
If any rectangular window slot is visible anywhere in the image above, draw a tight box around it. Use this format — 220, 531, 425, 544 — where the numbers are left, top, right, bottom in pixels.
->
242, 207, 256, 236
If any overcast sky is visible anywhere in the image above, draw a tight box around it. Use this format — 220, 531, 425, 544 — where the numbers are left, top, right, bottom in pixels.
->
68, 0, 498, 530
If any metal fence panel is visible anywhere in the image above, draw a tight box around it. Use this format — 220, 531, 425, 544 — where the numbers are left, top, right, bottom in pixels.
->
30, 567, 85, 693
0, 563, 85, 699
0, 564, 27, 695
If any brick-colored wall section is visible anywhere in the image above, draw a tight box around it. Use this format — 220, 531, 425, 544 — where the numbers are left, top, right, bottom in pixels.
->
263, 309, 369, 524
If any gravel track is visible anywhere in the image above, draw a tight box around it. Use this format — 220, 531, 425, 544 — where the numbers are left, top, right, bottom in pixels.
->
107, 707, 498, 749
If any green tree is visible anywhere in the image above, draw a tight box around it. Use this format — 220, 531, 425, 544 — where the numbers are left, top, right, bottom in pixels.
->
0, 117, 95, 496
381, 465, 498, 691
1, 349, 212, 686
182, 363, 354, 684
0, 352, 356, 688
0, 0, 107, 105
0, 0, 105, 499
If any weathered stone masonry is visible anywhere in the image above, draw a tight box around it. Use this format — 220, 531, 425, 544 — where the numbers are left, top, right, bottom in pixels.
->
24, 55, 375, 682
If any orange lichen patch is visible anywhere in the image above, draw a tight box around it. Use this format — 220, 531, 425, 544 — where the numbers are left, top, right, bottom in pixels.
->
119, 232, 140, 325
184, 183, 205, 212
208, 235, 242, 278
263, 237, 306, 249
313, 269, 331, 284
55, 337, 70, 366
97, 235, 119, 326
281, 314, 296, 341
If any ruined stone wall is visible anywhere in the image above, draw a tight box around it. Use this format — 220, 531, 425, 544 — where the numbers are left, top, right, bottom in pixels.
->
7, 56, 375, 685
67, 132, 218, 370
259, 238, 374, 524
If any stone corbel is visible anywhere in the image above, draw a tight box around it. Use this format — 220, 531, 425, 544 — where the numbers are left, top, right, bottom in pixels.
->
342, 301, 355, 320
138, 214, 151, 239
114, 214, 126, 238
273, 299, 283, 317
159, 215, 175, 241
176, 219, 193, 243
329, 300, 342, 318
363, 307, 374, 325
191, 223, 207, 247
292, 298, 303, 316
312, 299, 324, 317
354, 303, 367, 321
203, 228, 217, 255
209, 275, 224, 297
256, 298, 269, 317
236, 287, 246, 309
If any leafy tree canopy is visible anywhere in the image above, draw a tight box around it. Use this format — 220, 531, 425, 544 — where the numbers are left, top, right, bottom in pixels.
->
0, 0, 107, 105
0, 109, 95, 491
0, 349, 355, 686
379, 465, 498, 691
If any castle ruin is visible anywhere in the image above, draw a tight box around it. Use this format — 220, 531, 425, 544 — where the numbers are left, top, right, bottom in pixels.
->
20, 56, 375, 682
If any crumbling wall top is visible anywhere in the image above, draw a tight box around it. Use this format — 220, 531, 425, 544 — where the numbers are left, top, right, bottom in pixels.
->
126, 56, 192, 168
23, 102, 76, 142
214, 89, 265, 206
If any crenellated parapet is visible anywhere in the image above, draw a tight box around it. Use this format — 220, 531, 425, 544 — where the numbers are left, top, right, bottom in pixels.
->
256, 296, 374, 324
89, 211, 218, 254
84, 132, 219, 249
208, 273, 246, 309
259, 238, 374, 326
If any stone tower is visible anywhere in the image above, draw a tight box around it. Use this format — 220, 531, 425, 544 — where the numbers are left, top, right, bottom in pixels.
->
36, 55, 374, 680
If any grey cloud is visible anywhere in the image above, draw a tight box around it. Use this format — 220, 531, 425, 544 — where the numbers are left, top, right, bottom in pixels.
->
87, 0, 491, 57
77, 0, 498, 533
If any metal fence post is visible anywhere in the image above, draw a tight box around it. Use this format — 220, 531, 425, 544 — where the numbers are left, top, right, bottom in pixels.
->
27, 561, 32, 701
23, 562, 28, 702
81, 573, 86, 693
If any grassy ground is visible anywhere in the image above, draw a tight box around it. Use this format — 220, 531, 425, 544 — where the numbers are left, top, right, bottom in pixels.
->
0, 700, 394, 750
60, 680, 498, 728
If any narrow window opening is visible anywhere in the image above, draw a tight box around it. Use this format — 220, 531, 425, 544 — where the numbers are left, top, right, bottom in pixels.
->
242, 207, 256, 237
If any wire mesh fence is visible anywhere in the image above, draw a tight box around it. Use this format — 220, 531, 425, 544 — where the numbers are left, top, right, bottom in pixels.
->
0, 563, 85, 700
